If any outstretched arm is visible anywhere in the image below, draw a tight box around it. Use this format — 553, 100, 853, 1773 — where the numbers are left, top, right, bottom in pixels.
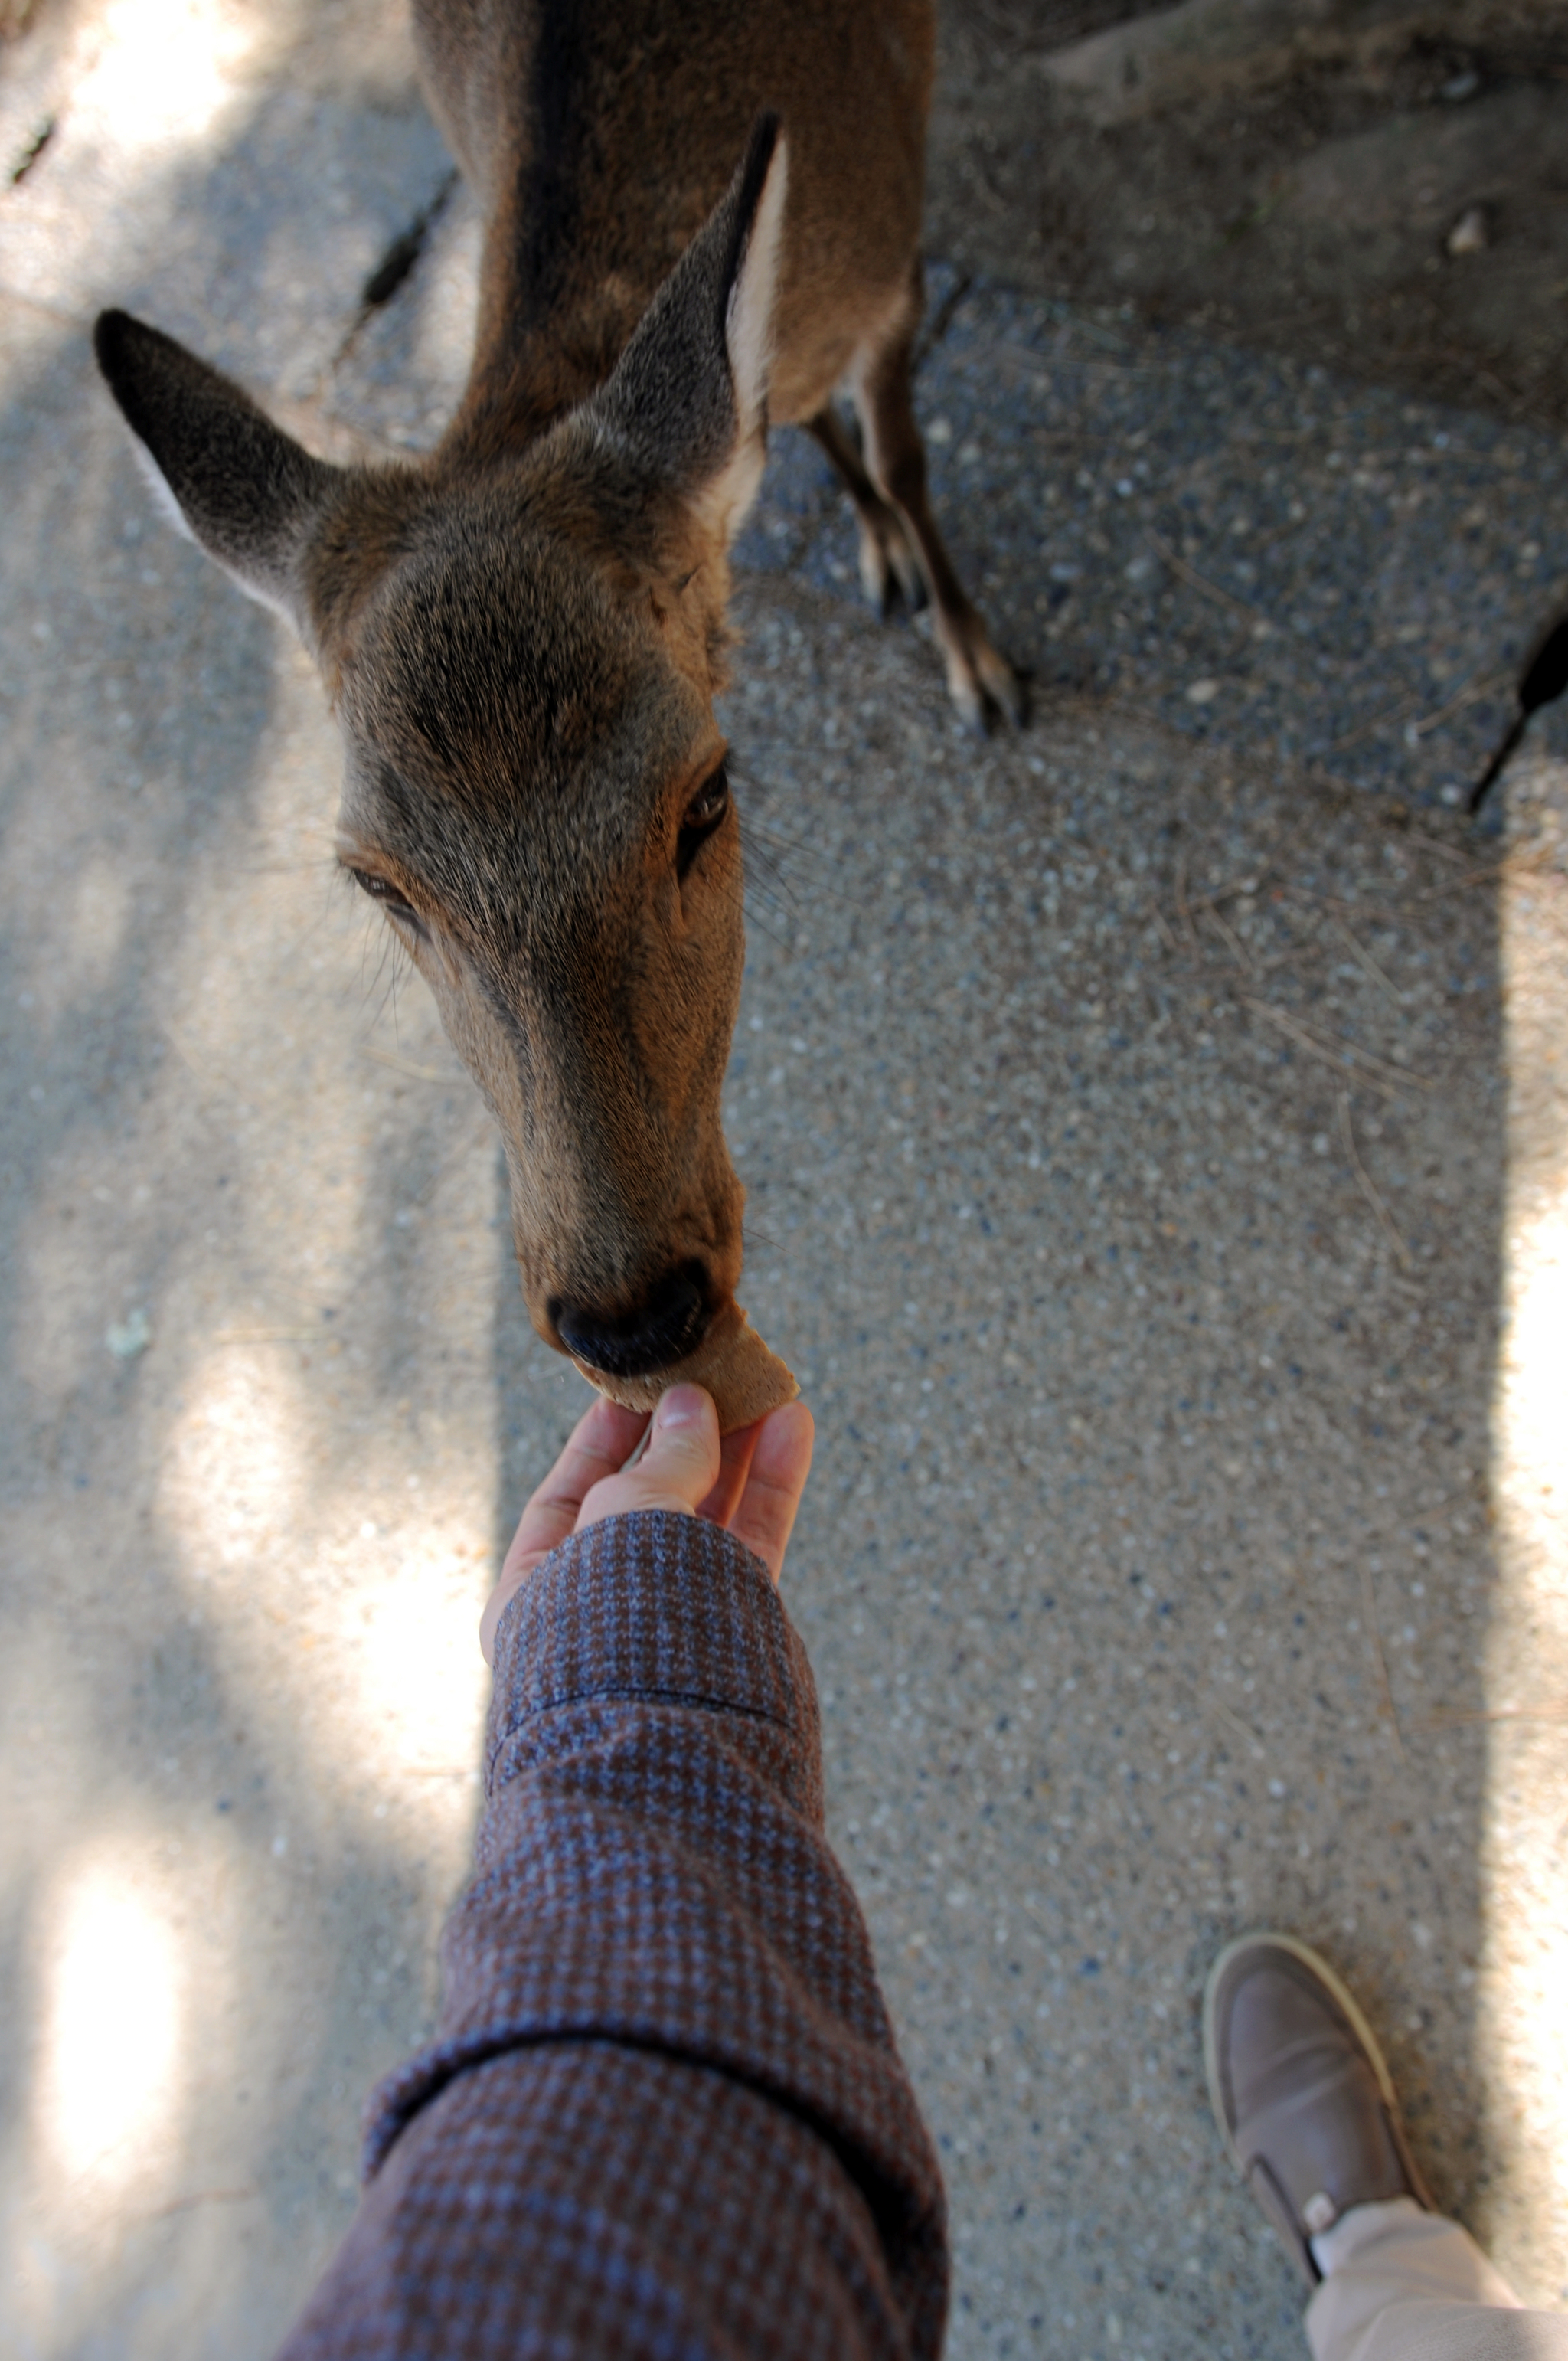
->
277, 1387, 948, 2361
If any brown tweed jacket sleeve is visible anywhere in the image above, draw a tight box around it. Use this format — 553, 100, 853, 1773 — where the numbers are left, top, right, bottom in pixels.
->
276, 1508, 949, 2361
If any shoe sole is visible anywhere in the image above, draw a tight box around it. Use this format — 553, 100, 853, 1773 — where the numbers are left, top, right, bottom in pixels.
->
1202, 1929, 1408, 2181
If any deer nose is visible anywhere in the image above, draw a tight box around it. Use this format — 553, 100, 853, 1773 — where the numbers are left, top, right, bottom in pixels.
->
553, 1263, 710, 1380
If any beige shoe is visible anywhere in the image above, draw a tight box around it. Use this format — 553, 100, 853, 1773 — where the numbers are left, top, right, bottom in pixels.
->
1204, 1933, 1434, 2285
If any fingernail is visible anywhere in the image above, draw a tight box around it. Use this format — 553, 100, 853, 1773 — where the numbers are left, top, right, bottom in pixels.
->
655, 1385, 707, 1431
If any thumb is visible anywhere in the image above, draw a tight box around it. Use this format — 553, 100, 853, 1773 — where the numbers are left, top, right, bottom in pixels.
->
634, 1384, 722, 1505
573, 1384, 721, 1538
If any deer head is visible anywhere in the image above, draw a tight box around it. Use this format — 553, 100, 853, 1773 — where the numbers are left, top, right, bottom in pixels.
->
95, 124, 788, 1387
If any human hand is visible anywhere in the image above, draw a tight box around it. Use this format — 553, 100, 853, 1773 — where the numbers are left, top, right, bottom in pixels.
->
480, 1384, 815, 1662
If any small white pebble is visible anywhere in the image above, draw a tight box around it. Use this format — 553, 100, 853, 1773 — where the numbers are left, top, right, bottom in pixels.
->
1446, 205, 1487, 257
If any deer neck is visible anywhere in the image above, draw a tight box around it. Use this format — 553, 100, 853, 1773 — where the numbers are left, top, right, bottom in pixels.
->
443, 188, 658, 460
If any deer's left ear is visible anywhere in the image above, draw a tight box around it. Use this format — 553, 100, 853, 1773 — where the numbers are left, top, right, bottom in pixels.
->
590, 114, 789, 551
94, 309, 342, 637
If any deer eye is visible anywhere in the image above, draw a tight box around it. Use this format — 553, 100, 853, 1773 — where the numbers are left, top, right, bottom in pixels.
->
348, 868, 428, 940
676, 763, 730, 878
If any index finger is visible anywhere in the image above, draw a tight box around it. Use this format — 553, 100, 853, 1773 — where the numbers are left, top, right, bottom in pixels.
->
695, 1417, 763, 1529
727, 1401, 814, 1584
500, 1395, 649, 1584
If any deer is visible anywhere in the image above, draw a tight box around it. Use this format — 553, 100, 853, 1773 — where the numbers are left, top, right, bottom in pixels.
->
93, 0, 1024, 1427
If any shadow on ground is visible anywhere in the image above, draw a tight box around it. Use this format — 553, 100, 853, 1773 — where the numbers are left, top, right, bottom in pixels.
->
927, 0, 1568, 432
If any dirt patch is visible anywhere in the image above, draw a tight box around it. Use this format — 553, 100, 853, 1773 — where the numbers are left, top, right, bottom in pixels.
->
928, 0, 1568, 430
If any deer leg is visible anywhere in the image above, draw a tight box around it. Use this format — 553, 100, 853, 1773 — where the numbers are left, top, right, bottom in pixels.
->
808, 404, 926, 619
850, 295, 1027, 733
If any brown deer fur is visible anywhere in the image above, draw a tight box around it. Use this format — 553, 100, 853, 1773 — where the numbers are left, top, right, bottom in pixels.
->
93, 0, 1020, 1424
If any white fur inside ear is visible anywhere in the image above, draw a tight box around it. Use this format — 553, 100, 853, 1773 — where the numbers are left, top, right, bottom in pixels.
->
131, 435, 196, 545
707, 134, 788, 543
129, 429, 295, 626
726, 133, 787, 431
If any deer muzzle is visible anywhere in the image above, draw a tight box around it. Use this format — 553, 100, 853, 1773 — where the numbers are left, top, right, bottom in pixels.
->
551, 1260, 712, 1379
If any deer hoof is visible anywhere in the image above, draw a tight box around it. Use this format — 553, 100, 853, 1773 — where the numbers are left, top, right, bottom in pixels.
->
947, 634, 1029, 734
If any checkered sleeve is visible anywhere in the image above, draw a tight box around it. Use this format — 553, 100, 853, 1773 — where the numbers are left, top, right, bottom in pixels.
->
275, 1508, 948, 2361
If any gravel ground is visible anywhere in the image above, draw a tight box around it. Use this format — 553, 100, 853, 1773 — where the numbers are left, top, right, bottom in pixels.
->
2, 3, 1566, 2355
698, 585, 1528, 2355
734, 265, 1568, 816
924, 0, 1568, 434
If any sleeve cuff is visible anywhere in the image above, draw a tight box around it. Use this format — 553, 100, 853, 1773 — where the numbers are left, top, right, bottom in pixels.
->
485, 1509, 815, 1791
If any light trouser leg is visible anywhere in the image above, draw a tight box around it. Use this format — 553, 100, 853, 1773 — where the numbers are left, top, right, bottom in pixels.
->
1306, 2197, 1568, 2361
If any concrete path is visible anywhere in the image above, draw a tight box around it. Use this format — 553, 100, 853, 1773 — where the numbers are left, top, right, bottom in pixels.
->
2, 4, 1566, 2356
926, 0, 1568, 433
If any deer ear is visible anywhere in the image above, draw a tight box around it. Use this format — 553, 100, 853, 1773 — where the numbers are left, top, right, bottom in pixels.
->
591, 115, 789, 550
94, 310, 339, 636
